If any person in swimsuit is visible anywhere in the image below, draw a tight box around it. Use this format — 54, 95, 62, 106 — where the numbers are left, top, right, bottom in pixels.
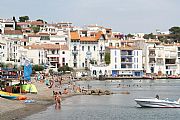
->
54, 91, 62, 109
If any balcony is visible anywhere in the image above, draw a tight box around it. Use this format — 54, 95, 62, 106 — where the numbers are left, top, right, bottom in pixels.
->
72, 50, 78, 55
73, 59, 77, 63
99, 50, 105, 55
86, 51, 92, 55
121, 58, 133, 63
149, 54, 156, 58
48, 58, 59, 62
47, 54, 59, 57
156, 62, 164, 65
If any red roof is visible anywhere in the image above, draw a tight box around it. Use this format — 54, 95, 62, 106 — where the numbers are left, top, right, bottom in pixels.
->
4, 30, 23, 35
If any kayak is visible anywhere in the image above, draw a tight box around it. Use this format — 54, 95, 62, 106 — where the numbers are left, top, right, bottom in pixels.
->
0, 91, 27, 100
0, 94, 17, 100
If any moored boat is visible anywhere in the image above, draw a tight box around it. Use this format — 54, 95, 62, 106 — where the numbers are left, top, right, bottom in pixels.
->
135, 98, 180, 108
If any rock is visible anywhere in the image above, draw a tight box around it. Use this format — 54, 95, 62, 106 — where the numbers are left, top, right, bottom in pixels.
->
120, 91, 130, 94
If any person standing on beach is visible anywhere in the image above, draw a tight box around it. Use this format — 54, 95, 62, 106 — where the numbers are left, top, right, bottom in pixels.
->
54, 91, 62, 109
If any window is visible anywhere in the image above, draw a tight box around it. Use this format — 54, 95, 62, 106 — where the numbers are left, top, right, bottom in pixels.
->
94, 46, 96, 51
40, 36, 50, 40
115, 57, 117, 63
115, 65, 117, 69
115, 51, 117, 56
116, 43, 119, 47
62, 58, 65, 62
73, 46, 77, 51
109, 43, 112, 46
62, 51, 65, 54
52, 50, 55, 54
88, 46, 90, 51
82, 46, 84, 51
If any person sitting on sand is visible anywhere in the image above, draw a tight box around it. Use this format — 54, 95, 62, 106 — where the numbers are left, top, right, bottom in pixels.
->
63, 88, 69, 94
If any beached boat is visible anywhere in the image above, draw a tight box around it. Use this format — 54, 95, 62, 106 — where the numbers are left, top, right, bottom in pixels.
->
0, 91, 27, 100
0, 94, 17, 100
135, 98, 180, 108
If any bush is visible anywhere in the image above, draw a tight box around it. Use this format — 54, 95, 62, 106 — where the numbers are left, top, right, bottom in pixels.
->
58, 65, 73, 73
32, 65, 44, 71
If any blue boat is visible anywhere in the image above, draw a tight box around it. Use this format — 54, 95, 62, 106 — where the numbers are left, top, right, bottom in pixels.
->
0, 94, 17, 100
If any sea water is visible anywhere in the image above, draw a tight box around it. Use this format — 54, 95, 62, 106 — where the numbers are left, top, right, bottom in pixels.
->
24, 79, 180, 120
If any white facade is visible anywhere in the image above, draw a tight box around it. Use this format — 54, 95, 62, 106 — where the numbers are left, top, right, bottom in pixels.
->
0, 18, 15, 34
109, 47, 143, 76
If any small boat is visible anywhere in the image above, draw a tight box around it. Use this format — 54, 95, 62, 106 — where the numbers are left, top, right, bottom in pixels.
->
135, 98, 180, 108
0, 91, 27, 100
0, 94, 17, 100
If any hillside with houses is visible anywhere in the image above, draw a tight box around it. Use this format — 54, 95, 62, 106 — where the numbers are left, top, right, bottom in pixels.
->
0, 16, 180, 78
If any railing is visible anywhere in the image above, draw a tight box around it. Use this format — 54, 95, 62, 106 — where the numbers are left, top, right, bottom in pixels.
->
73, 59, 77, 63
72, 50, 78, 55
99, 50, 105, 54
86, 51, 92, 55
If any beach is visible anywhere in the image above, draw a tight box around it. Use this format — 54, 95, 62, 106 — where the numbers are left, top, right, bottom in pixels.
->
0, 75, 81, 120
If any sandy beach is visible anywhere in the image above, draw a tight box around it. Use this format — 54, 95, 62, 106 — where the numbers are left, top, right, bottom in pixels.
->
0, 76, 81, 120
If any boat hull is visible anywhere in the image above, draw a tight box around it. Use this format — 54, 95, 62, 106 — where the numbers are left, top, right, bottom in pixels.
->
0, 94, 17, 100
135, 98, 180, 108
0, 91, 27, 100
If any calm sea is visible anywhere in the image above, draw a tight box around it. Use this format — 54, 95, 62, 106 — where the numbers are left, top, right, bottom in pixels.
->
24, 79, 180, 120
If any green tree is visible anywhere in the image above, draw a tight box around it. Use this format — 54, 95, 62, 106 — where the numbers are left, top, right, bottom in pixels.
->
58, 65, 73, 73
105, 52, 110, 64
19, 16, 29, 22
0, 62, 5, 68
36, 19, 47, 24
127, 34, 134, 38
169, 26, 180, 43
31, 26, 40, 33
143, 33, 156, 39
32, 65, 44, 71
15, 25, 22, 30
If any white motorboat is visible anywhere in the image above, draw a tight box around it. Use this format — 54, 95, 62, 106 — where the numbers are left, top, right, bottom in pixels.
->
135, 98, 180, 108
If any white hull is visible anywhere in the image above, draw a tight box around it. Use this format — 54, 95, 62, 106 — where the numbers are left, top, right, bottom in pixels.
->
135, 98, 180, 108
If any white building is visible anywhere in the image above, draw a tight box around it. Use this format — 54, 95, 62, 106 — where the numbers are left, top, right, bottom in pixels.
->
24, 44, 70, 71
0, 18, 15, 34
69, 31, 106, 69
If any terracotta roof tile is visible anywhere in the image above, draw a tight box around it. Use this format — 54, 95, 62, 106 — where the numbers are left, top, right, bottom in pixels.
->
79, 31, 104, 42
17, 22, 29, 25
70, 31, 80, 40
29, 21, 44, 26
25, 44, 69, 50
38, 32, 50, 36
27, 34, 40, 37
4, 30, 23, 35
80, 37, 97, 41
20, 38, 28, 42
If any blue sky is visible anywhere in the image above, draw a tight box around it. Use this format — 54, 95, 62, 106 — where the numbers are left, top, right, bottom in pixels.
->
1, 0, 180, 33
